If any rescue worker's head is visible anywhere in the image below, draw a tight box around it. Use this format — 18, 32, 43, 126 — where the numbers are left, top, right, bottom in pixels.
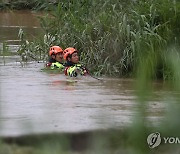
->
63, 47, 79, 64
49, 46, 64, 63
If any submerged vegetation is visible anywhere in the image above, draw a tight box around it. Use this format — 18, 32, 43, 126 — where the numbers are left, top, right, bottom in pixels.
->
15, 0, 180, 79
0, 43, 16, 56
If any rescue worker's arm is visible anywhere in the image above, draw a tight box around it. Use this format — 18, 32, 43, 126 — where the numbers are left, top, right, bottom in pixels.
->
75, 64, 89, 75
66, 65, 89, 77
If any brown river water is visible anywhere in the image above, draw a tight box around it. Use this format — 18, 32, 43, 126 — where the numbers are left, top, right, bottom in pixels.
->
0, 11, 167, 137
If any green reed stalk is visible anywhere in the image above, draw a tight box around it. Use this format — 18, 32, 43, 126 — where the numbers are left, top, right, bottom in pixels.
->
17, 0, 180, 79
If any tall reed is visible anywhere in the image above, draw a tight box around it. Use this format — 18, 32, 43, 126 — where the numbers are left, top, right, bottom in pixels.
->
17, 0, 180, 78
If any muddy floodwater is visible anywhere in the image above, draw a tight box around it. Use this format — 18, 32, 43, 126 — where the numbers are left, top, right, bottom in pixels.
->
0, 11, 166, 137
0, 10, 43, 51
0, 58, 166, 137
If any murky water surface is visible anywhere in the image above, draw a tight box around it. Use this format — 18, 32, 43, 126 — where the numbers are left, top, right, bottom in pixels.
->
0, 10, 42, 51
0, 11, 167, 137
0, 59, 166, 137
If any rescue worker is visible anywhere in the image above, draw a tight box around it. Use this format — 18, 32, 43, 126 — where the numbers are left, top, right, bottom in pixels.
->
63, 47, 89, 77
46, 46, 64, 70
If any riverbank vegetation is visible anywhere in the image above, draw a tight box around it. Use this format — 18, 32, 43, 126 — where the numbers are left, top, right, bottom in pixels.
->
15, 0, 180, 79
0, 43, 17, 56
0, 0, 56, 10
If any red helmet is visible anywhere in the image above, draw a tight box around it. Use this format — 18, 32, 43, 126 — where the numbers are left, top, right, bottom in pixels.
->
63, 47, 77, 60
49, 46, 63, 56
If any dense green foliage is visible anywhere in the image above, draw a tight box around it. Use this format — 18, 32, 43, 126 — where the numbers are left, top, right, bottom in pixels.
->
16, 0, 180, 78
0, 0, 56, 10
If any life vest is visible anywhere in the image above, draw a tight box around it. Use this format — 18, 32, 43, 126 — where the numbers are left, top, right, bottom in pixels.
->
46, 62, 64, 70
64, 64, 89, 77
51, 62, 64, 70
